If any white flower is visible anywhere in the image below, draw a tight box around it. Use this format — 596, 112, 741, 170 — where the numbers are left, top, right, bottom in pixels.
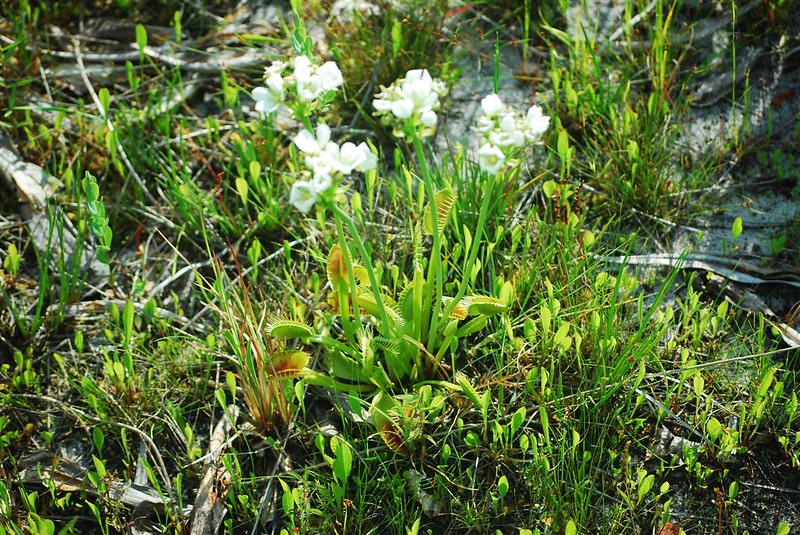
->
337, 142, 367, 174
391, 99, 415, 119
292, 56, 343, 103
354, 142, 377, 172
317, 61, 344, 91
265, 61, 286, 78
481, 93, 504, 117
488, 113, 525, 147
373, 98, 394, 113
294, 124, 333, 155
372, 68, 445, 139
524, 105, 550, 140
252, 72, 285, 114
399, 69, 439, 115
255, 56, 344, 119
289, 180, 319, 213
474, 115, 495, 134
292, 55, 313, 80
472, 92, 551, 171
420, 110, 437, 128
290, 124, 378, 211
310, 172, 333, 193
478, 143, 506, 174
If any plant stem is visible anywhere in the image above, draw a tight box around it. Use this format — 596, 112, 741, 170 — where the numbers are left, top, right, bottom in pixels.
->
443, 169, 497, 320
332, 204, 392, 334
333, 210, 357, 343
412, 137, 444, 353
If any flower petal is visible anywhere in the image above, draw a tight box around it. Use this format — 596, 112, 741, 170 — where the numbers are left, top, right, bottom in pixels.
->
289, 180, 318, 213
294, 129, 320, 154
480, 93, 504, 117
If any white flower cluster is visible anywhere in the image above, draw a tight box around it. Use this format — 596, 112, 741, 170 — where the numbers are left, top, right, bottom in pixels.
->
290, 124, 377, 213
373, 69, 447, 140
253, 55, 344, 116
474, 93, 550, 174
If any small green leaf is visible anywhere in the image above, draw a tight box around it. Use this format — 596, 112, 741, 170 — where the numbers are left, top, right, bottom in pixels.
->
557, 130, 570, 162
728, 481, 739, 499
92, 455, 107, 479
706, 417, 723, 440
98, 87, 111, 116
391, 21, 403, 57
776, 522, 791, 535
123, 300, 135, 342
732, 216, 743, 242
511, 406, 526, 437
226, 371, 237, 403
565, 519, 577, 535
465, 295, 507, 316
637, 473, 654, 503
756, 366, 776, 400
540, 408, 550, 446
3, 243, 20, 275
693, 372, 704, 398
173, 11, 182, 42
92, 427, 104, 454
292, 11, 312, 55
215, 388, 227, 409
235, 177, 249, 206
539, 305, 551, 335
332, 438, 352, 485
135, 23, 147, 62
497, 475, 509, 500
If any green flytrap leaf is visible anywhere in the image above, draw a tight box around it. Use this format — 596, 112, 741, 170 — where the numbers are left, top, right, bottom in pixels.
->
268, 350, 309, 378
266, 317, 315, 339
465, 295, 507, 316
371, 393, 408, 454
357, 292, 404, 326
327, 243, 369, 287
423, 188, 455, 235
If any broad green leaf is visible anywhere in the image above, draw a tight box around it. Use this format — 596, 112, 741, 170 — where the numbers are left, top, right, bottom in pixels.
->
235, 177, 249, 205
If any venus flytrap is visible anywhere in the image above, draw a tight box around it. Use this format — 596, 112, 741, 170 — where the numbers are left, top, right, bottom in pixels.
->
289, 69, 520, 453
